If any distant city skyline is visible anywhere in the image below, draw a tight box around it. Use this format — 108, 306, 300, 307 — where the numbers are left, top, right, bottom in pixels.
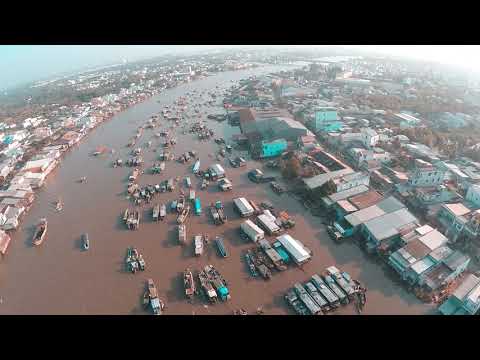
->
1, 45, 480, 91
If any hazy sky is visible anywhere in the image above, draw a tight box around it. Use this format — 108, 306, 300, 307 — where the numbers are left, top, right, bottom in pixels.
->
1, 45, 480, 91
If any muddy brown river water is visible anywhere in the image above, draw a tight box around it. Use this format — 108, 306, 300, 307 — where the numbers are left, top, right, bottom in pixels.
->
0, 65, 435, 314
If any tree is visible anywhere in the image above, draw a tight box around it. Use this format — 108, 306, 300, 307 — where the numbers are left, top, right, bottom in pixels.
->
281, 156, 302, 179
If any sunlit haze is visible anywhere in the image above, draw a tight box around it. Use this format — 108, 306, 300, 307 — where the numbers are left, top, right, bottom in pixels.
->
1, 45, 480, 90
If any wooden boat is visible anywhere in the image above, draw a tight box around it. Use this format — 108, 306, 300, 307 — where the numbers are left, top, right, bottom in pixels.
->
178, 224, 186, 245
82, 233, 89, 250
33, 218, 48, 246
194, 235, 203, 256
55, 198, 63, 212
144, 279, 165, 315
152, 204, 160, 221
123, 209, 130, 222
184, 268, 196, 298
177, 205, 190, 224
160, 204, 166, 220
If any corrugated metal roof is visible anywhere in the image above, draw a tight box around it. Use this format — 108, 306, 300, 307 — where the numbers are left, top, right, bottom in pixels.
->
453, 274, 480, 301
322, 185, 369, 206
348, 190, 383, 210
276, 234, 311, 263
416, 224, 434, 236
410, 257, 436, 275
443, 251, 469, 271
403, 239, 431, 260
337, 200, 358, 213
418, 229, 448, 251
377, 196, 405, 213
443, 203, 471, 217
345, 205, 386, 227
364, 208, 418, 242
428, 245, 454, 262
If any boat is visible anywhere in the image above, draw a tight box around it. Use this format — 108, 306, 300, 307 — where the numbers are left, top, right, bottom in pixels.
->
33, 218, 48, 246
82, 233, 89, 250
192, 159, 200, 174
123, 209, 130, 222
177, 196, 185, 213
184, 268, 196, 299
152, 204, 160, 221
55, 198, 63, 212
144, 279, 165, 315
137, 254, 146, 271
189, 190, 195, 202
177, 205, 190, 224
214, 236, 228, 258
204, 265, 230, 301
160, 204, 166, 220
178, 224, 186, 245
245, 250, 258, 277
194, 235, 203, 256
198, 270, 218, 303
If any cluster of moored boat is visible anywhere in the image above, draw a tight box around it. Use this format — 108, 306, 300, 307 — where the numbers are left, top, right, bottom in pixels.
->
285, 266, 368, 315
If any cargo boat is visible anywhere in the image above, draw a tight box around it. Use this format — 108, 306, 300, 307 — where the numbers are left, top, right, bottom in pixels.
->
326, 266, 356, 300
144, 279, 165, 315
192, 159, 200, 174
323, 274, 349, 305
311, 274, 340, 308
152, 204, 160, 221
33, 218, 48, 246
194, 235, 203, 256
177, 205, 190, 224
304, 281, 329, 311
198, 270, 218, 303
184, 268, 196, 299
214, 236, 228, 258
160, 204, 166, 220
285, 289, 309, 315
174, 223, 186, 245
293, 283, 323, 315
204, 264, 230, 301
245, 250, 258, 277
194, 198, 202, 216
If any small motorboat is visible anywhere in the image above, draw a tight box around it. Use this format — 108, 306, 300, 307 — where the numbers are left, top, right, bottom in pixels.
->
33, 218, 48, 246
82, 233, 89, 250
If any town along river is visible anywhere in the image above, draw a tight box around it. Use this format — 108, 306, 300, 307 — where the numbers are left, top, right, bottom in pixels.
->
0, 65, 434, 315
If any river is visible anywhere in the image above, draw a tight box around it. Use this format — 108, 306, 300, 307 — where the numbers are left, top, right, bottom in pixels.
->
0, 64, 434, 315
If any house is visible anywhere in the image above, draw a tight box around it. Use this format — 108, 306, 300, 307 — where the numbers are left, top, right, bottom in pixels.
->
0, 160, 14, 183
22, 157, 57, 177
391, 113, 421, 128
342, 196, 406, 237
388, 226, 449, 279
438, 274, 480, 315
328, 171, 370, 193
360, 207, 419, 253
407, 159, 445, 188
321, 185, 369, 209
312, 107, 342, 132
437, 202, 474, 241
332, 190, 383, 222
418, 250, 470, 293
412, 185, 458, 207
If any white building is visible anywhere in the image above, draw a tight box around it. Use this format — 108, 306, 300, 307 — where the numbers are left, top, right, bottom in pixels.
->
408, 159, 445, 188
361, 128, 379, 148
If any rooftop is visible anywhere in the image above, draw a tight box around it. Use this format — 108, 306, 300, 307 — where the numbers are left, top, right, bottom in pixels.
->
364, 208, 418, 242
443, 203, 472, 217
348, 190, 383, 210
